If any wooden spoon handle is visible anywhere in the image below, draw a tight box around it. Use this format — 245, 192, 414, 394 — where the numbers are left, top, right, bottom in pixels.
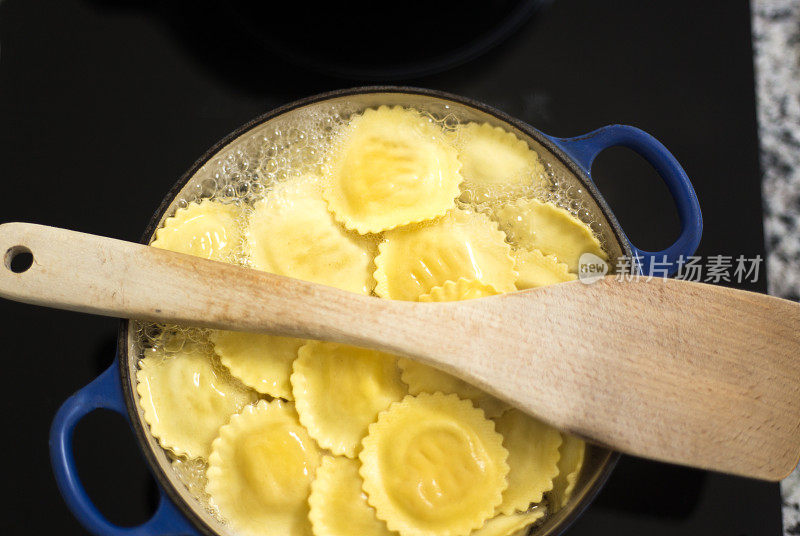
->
469, 277, 800, 481
0, 222, 426, 348
3, 222, 799, 481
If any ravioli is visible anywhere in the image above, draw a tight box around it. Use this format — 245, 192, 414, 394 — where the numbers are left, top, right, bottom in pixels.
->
246, 177, 375, 294
323, 106, 463, 234
471, 509, 546, 536
418, 278, 499, 302
309, 456, 396, 536
493, 409, 562, 515
493, 199, 606, 272
513, 248, 576, 290
360, 393, 509, 536
136, 345, 257, 459
206, 400, 321, 536
550, 433, 586, 510
398, 359, 508, 419
374, 209, 516, 301
151, 199, 242, 262
292, 342, 407, 458
210, 330, 304, 399
452, 122, 546, 203
135, 104, 611, 534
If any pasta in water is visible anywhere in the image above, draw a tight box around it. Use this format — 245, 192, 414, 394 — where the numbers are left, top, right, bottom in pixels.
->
292, 342, 407, 458
246, 177, 375, 294
135, 104, 608, 536
451, 122, 546, 203
151, 199, 243, 262
398, 358, 509, 419
206, 400, 322, 536
493, 409, 562, 515
374, 209, 517, 301
513, 248, 576, 290
550, 433, 587, 510
210, 330, 305, 399
471, 509, 546, 536
323, 106, 463, 234
493, 198, 606, 272
136, 344, 257, 459
309, 456, 396, 536
418, 278, 499, 302
360, 393, 509, 536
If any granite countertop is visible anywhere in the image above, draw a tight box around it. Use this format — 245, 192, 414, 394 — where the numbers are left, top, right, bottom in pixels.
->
752, 0, 800, 533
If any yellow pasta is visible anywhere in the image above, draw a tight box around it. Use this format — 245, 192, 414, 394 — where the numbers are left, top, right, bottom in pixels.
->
206, 400, 321, 536
309, 456, 396, 536
452, 122, 546, 203
493, 409, 562, 515
397, 360, 508, 419
292, 342, 407, 458
550, 433, 586, 510
136, 106, 607, 534
323, 106, 463, 234
493, 198, 606, 272
471, 509, 546, 536
418, 278, 499, 302
360, 392, 509, 536
374, 209, 516, 301
136, 345, 257, 459
513, 248, 576, 290
246, 177, 375, 294
210, 330, 304, 399
151, 199, 242, 262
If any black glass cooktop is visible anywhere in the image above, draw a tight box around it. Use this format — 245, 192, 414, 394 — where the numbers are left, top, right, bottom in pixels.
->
0, 0, 780, 534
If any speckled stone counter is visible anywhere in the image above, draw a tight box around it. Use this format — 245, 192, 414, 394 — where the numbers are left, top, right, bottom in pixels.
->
752, 1, 800, 533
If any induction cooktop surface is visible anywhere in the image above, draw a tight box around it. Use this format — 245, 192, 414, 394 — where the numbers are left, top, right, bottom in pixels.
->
0, 0, 780, 534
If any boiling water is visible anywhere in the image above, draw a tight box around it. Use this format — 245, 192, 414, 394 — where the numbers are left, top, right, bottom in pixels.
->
131, 98, 615, 534
152, 105, 607, 258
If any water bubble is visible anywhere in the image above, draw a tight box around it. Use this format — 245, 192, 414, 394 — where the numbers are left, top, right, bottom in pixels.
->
163, 332, 186, 353
142, 322, 161, 344
250, 182, 265, 198
442, 114, 459, 131
262, 159, 278, 173
200, 178, 217, 197
236, 182, 250, 197
287, 128, 304, 145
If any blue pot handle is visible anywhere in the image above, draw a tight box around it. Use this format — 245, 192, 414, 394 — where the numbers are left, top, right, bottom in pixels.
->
49, 361, 198, 536
547, 125, 703, 275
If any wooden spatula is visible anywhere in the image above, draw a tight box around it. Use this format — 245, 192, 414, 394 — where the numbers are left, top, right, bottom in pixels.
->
1, 222, 798, 481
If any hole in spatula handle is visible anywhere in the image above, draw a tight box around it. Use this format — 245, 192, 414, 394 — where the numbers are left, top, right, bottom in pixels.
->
4, 245, 33, 273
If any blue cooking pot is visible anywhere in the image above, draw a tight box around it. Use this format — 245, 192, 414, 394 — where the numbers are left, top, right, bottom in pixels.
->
48, 87, 702, 536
